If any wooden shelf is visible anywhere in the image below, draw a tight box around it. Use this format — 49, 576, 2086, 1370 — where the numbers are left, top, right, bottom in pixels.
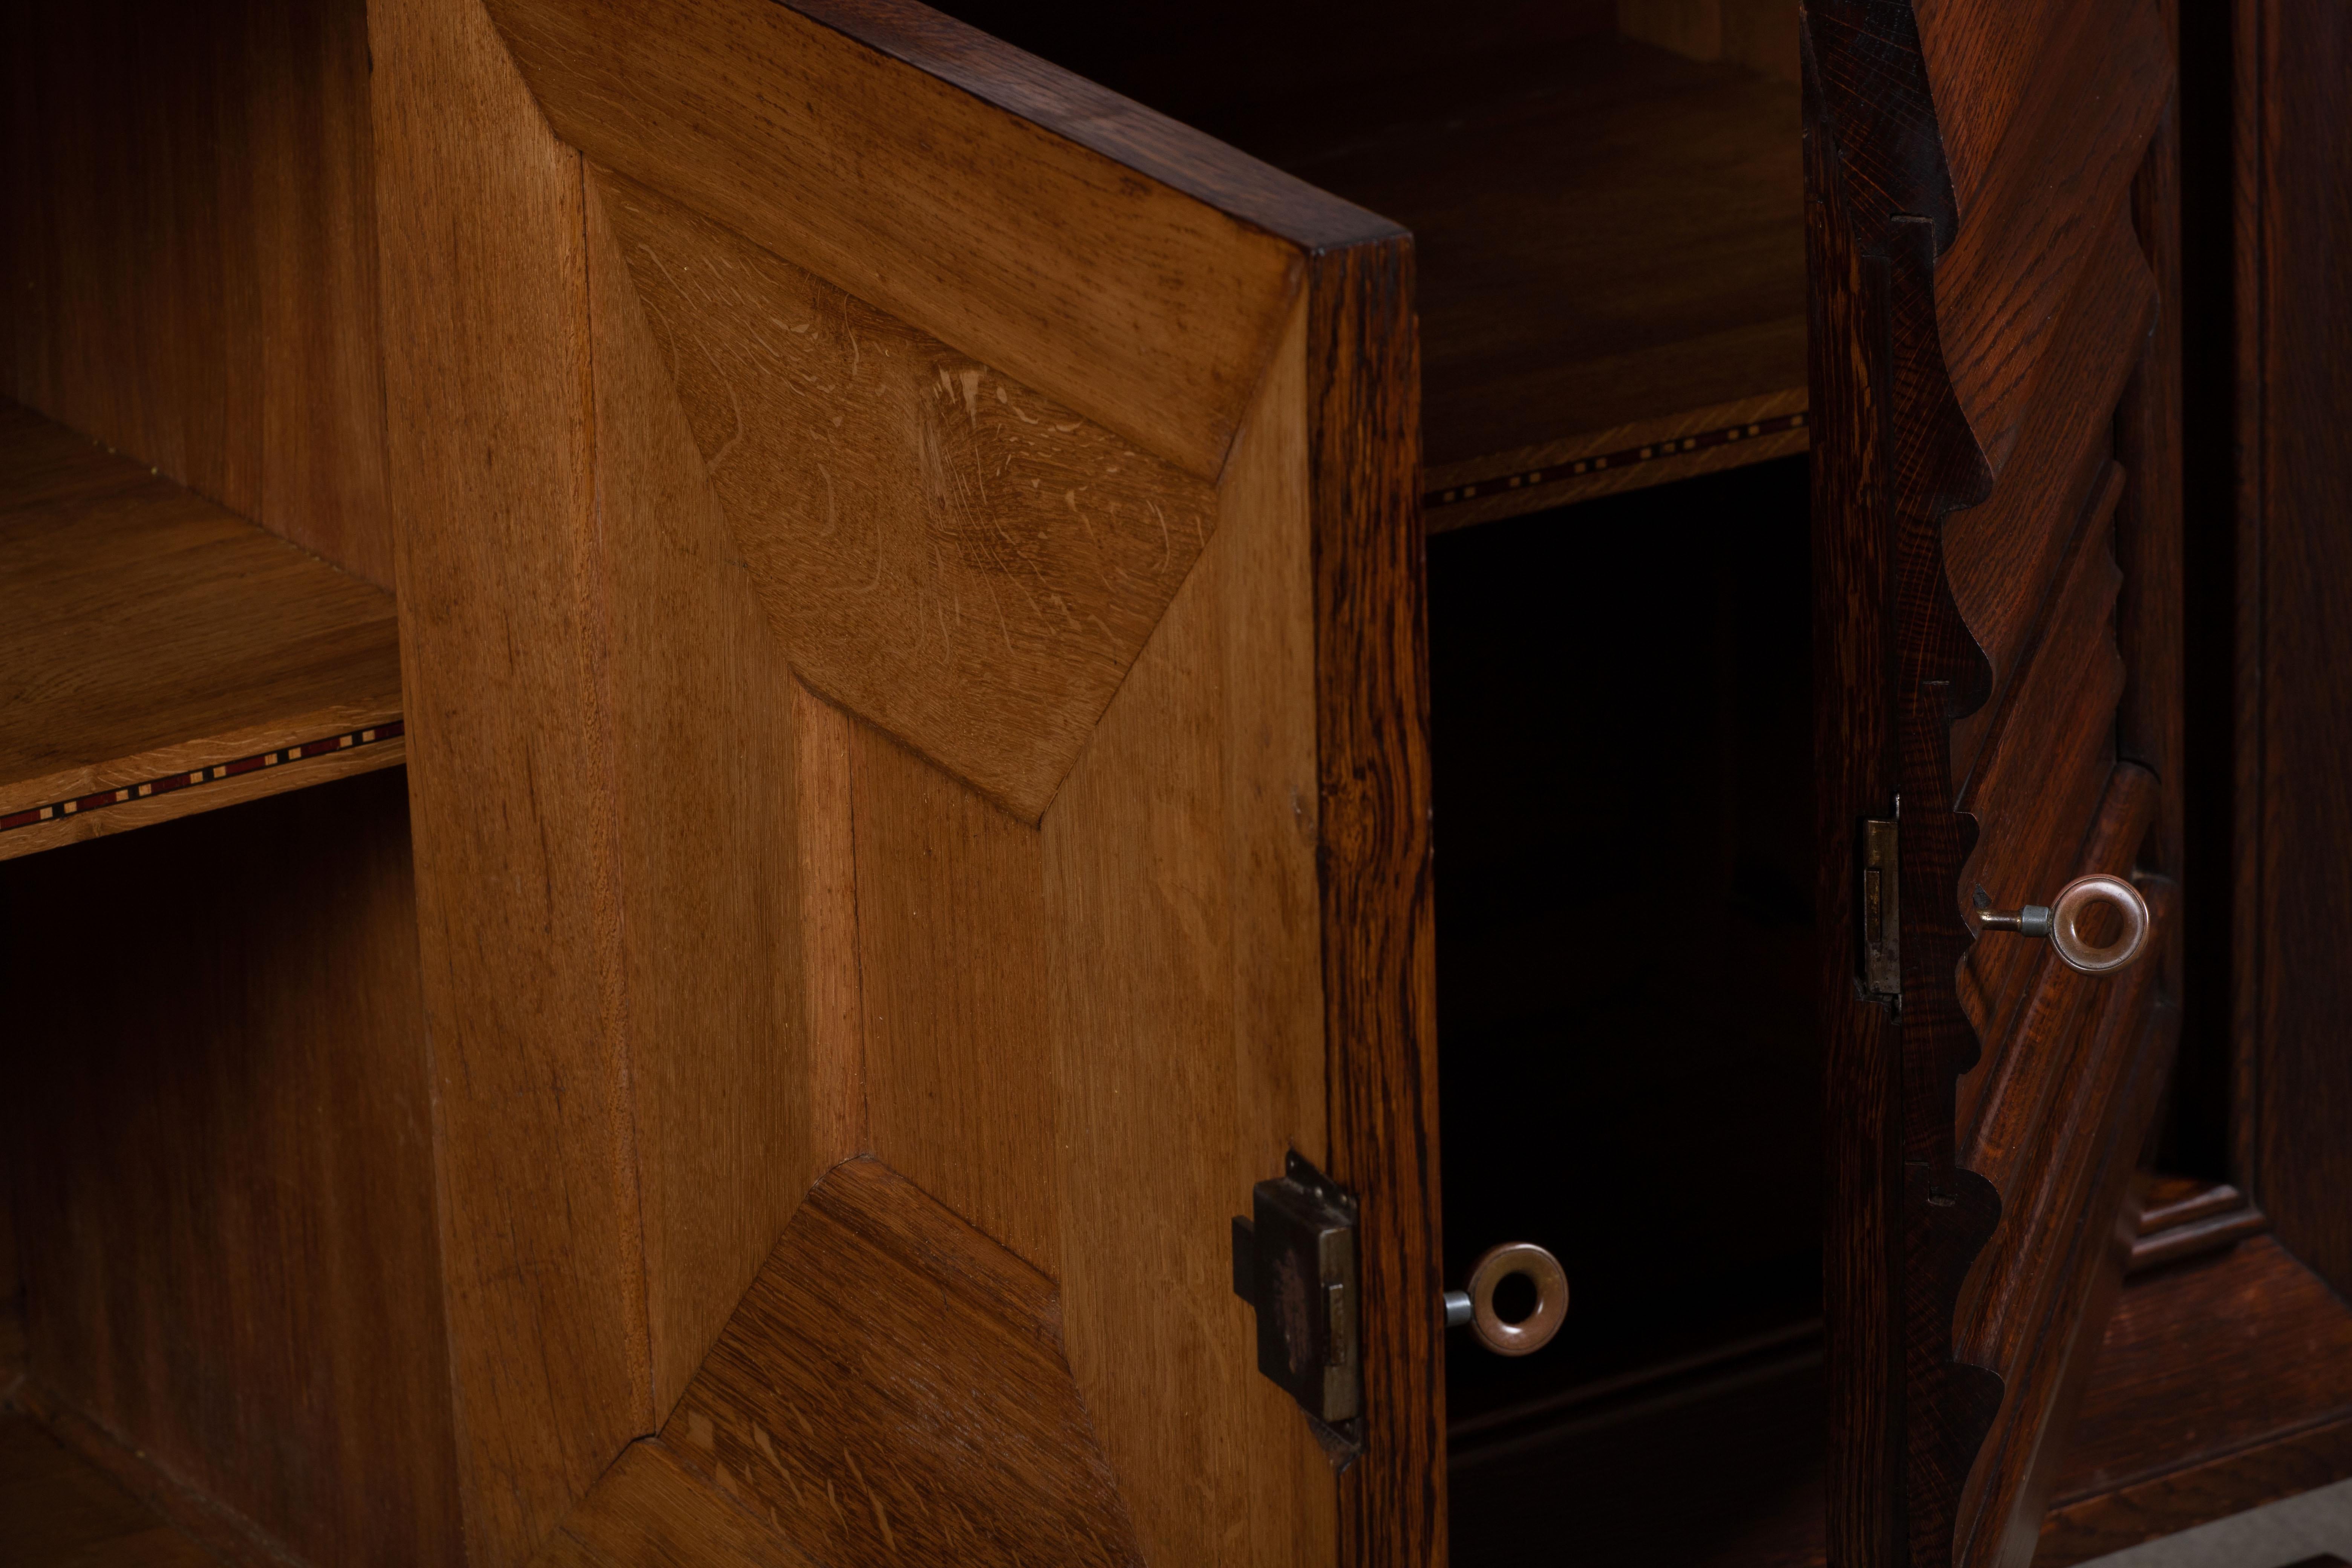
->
0, 1410, 213, 1568
0, 400, 403, 861
1212, 35, 1806, 528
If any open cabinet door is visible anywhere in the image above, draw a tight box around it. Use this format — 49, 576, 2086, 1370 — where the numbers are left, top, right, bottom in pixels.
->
1805, 2, 2182, 1567
369, 0, 1437, 1565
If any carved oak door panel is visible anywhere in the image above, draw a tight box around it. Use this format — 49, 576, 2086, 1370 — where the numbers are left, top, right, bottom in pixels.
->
1805, 2, 2182, 1567
370, 0, 1435, 1565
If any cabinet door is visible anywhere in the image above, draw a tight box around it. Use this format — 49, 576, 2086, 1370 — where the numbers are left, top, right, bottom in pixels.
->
1805, 2, 2181, 1566
370, 0, 1437, 1565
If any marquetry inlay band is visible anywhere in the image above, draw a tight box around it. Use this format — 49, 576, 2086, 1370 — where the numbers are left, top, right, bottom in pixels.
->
0, 720, 407, 839
1425, 410, 1809, 512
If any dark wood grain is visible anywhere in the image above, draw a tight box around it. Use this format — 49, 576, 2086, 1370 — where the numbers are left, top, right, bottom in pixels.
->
1305, 236, 1443, 1568
1951, 476, 2127, 1069
1928, 0, 2168, 475
0, 0, 392, 586
1806, 5, 2004, 1563
2117, 94, 2187, 898
1216, 34, 1805, 516
1, 770, 462, 1566
2036, 1236, 2352, 1566
0, 1410, 214, 1568
2240, 0, 2352, 1303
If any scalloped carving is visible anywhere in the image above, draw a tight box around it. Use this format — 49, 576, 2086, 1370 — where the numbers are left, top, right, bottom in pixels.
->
1805, 3, 2006, 1562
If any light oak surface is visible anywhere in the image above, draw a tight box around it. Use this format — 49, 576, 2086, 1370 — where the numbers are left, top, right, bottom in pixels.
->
0, 398, 403, 862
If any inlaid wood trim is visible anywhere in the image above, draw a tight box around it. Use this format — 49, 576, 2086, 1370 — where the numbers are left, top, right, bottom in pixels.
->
0, 721, 405, 840
1424, 409, 1809, 516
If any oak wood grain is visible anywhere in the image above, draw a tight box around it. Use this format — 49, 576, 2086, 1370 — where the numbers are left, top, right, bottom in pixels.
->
1956, 905, 2176, 1568
369, 0, 650, 1555
1944, 213, 2155, 785
1, 770, 462, 1567
1931, 0, 2168, 473
482, 0, 1387, 481
1959, 765, 2160, 1188
1040, 294, 1337, 1568
593, 164, 1220, 821
583, 177, 860, 1418
654, 1158, 1143, 1567
0, 0, 393, 585
0, 398, 403, 862
1952, 478, 2128, 1064
851, 726, 1060, 1277
539, 1439, 815, 1568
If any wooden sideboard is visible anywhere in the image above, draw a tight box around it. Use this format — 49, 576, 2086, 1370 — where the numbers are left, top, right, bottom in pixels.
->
3, 2, 2350, 1566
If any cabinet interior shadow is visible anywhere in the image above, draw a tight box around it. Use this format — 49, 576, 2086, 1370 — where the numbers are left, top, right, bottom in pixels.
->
1429, 454, 1820, 1437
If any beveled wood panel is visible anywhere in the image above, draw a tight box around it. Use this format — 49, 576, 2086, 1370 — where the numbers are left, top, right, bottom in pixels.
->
534, 1439, 813, 1567
852, 724, 1060, 1276
594, 165, 1220, 820
2, 772, 463, 1567
2037, 1238, 2352, 1566
0, 398, 403, 862
645, 1158, 1142, 1567
483, 0, 1380, 481
583, 179, 863, 1416
0, 0, 393, 585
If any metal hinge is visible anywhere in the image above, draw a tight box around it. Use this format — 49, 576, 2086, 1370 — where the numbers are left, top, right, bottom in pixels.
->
1231, 1152, 1361, 1434
1863, 816, 1901, 1001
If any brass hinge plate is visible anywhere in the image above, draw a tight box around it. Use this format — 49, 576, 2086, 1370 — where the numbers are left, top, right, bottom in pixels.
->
1864, 816, 1900, 1001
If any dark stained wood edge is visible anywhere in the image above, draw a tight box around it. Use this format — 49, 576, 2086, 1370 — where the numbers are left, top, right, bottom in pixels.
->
1805, 5, 2010, 1565
2227, 0, 2266, 1207
782, 0, 1403, 254
2128, 1176, 2268, 1272
2237, 0, 2352, 1306
2116, 88, 2185, 895
2045, 1413, 2352, 1564
4, 1377, 300, 1568
1306, 234, 1443, 1567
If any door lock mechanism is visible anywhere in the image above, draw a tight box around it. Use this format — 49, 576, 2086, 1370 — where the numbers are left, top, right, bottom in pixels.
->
1231, 1152, 1360, 1431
